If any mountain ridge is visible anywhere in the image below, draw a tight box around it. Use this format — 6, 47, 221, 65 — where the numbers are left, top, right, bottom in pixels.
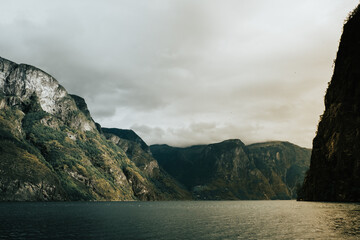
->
151, 140, 310, 200
0, 55, 310, 201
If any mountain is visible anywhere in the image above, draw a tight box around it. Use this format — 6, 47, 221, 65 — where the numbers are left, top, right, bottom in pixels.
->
0, 55, 311, 201
150, 140, 311, 200
298, 5, 360, 202
0, 56, 190, 201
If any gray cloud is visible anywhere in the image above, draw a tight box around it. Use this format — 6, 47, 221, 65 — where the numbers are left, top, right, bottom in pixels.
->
0, 0, 358, 148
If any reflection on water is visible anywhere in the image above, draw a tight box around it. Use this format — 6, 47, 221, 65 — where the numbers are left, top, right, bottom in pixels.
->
0, 201, 359, 240
323, 203, 360, 238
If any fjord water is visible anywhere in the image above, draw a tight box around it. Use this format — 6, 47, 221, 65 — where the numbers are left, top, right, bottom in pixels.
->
0, 201, 359, 240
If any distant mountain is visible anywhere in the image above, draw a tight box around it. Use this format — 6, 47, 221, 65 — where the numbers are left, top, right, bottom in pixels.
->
0, 56, 190, 201
299, 5, 360, 202
151, 140, 311, 200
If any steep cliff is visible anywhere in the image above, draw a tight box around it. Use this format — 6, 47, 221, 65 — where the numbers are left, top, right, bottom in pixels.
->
299, 5, 360, 202
151, 140, 310, 200
0, 56, 189, 201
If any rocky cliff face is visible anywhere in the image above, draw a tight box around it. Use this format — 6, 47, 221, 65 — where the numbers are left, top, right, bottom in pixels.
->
0, 56, 189, 201
151, 140, 310, 200
299, 5, 360, 202
102, 127, 191, 200
0, 60, 95, 132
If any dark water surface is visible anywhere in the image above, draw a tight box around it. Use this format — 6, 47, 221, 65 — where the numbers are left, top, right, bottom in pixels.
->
0, 200, 359, 239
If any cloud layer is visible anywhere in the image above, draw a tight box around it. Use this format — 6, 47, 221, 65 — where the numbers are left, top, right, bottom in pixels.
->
0, 0, 357, 147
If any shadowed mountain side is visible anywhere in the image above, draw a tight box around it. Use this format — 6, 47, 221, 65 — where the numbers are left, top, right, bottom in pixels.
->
299, 5, 360, 202
151, 140, 310, 200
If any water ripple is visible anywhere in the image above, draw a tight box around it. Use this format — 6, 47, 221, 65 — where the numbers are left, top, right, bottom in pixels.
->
0, 201, 359, 240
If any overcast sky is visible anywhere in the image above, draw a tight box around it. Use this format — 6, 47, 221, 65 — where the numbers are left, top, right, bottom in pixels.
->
0, 0, 358, 148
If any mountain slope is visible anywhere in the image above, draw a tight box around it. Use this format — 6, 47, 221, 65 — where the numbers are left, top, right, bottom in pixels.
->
102, 128, 150, 153
248, 141, 311, 199
299, 5, 360, 202
151, 140, 310, 200
102, 127, 191, 200
0, 56, 189, 201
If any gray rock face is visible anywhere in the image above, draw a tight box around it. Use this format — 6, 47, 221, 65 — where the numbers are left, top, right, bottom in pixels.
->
0, 57, 95, 132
